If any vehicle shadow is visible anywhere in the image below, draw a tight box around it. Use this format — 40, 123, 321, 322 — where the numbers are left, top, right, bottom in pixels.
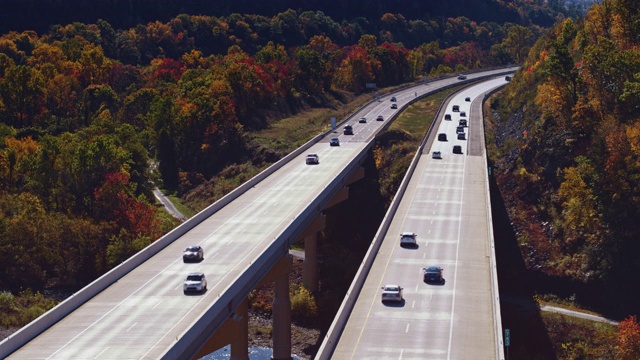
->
424, 279, 446, 286
400, 244, 419, 250
382, 300, 406, 307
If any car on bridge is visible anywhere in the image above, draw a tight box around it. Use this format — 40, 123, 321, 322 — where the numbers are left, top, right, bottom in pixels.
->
183, 245, 204, 262
400, 232, 417, 247
459, 119, 467, 127
444, 114, 452, 120
329, 137, 340, 146
460, 111, 466, 117
452, 105, 460, 112
457, 132, 466, 140
432, 151, 442, 159
465, 96, 471, 102
438, 133, 447, 141
381, 284, 403, 303
390, 103, 398, 109
183, 272, 207, 294
390, 96, 397, 102
343, 125, 353, 135
376, 114, 384, 121
423, 265, 443, 283
457, 74, 467, 80
358, 117, 367, 123
453, 145, 463, 154
306, 153, 320, 164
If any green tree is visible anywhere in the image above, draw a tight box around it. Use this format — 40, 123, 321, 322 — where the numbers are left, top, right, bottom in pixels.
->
0, 65, 44, 127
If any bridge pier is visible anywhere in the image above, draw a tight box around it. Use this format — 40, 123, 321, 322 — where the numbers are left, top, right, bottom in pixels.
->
303, 233, 318, 292
192, 299, 249, 359
271, 256, 293, 360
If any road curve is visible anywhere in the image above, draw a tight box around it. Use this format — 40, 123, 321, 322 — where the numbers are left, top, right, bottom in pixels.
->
330, 78, 509, 360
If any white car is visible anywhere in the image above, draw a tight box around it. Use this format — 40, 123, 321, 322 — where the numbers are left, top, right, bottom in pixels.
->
306, 153, 320, 164
381, 284, 403, 303
400, 232, 417, 247
183, 272, 207, 294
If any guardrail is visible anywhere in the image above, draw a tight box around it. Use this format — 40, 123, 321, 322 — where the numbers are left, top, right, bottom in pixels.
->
315, 73, 515, 359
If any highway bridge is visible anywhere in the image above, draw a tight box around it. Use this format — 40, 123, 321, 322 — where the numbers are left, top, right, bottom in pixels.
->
318, 78, 509, 359
0, 68, 515, 359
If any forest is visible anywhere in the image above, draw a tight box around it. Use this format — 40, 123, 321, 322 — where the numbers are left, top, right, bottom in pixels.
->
491, 0, 640, 334
0, 4, 546, 299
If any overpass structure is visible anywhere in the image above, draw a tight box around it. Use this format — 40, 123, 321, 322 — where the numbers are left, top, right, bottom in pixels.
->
317, 78, 509, 359
0, 68, 516, 359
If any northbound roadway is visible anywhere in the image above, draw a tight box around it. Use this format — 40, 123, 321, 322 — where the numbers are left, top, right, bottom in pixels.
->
329, 78, 509, 359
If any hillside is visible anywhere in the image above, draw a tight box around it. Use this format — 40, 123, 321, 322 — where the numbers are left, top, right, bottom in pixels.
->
489, 0, 640, 338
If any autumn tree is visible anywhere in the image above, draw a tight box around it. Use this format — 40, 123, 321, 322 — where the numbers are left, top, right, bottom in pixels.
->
617, 316, 640, 360
0, 64, 44, 127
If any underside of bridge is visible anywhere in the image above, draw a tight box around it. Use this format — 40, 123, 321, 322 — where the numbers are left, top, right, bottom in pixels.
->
192, 166, 365, 360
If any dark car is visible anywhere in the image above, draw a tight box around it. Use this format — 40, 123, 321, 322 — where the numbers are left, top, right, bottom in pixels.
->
329, 137, 340, 146
453, 145, 463, 154
423, 265, 443, 283
444, 114, 452, 120
457, 132, 466, 140
460, 111, 466, 117
452, 105, 460, 112
390, 96, 397, 102
344, 125, 354, 135
505, 75, 512, 81
358, 117, 367, 123
459, 119, 467, 127
183, 245, 204, 262
457, 74, 467, 80
438, 133, 447, 141
390, 103, 398, 109
376, 115, 384, 121
456, 126, 465, 134
465, 97, 471, 102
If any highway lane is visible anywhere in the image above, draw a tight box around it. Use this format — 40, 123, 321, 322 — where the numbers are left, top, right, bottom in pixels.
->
3, 70, 514, 359
331, 77, 508, 359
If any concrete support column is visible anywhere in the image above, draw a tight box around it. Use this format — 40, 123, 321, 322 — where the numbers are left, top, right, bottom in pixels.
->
271, 262, 292, 360
303, 233, 318, 292
230, 298, 249, 360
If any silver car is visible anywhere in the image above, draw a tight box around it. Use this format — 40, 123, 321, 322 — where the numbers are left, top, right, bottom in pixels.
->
400, 232, 417, 247
183, 272, 207, 294
381, 284, 403, 303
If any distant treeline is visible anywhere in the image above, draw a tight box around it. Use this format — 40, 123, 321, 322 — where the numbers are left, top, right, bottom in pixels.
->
0, 0, 576, 35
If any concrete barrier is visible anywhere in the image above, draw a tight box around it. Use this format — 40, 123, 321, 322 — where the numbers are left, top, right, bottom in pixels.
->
314, 74, 516, 358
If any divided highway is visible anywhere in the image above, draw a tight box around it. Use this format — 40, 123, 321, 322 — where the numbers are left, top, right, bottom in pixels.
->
326, 78, 508, 359
0, 70, 515, 359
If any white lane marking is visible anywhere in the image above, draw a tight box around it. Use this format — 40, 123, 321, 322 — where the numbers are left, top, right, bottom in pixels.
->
405, 324, 410, 333
447, 142, 467, 360
399, 349, 404, 360
127, 323, 137, 332
47, 258, 183, 359
151, 299, 162, 310
94, 347, 109, 359
412, 300, 416, 309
